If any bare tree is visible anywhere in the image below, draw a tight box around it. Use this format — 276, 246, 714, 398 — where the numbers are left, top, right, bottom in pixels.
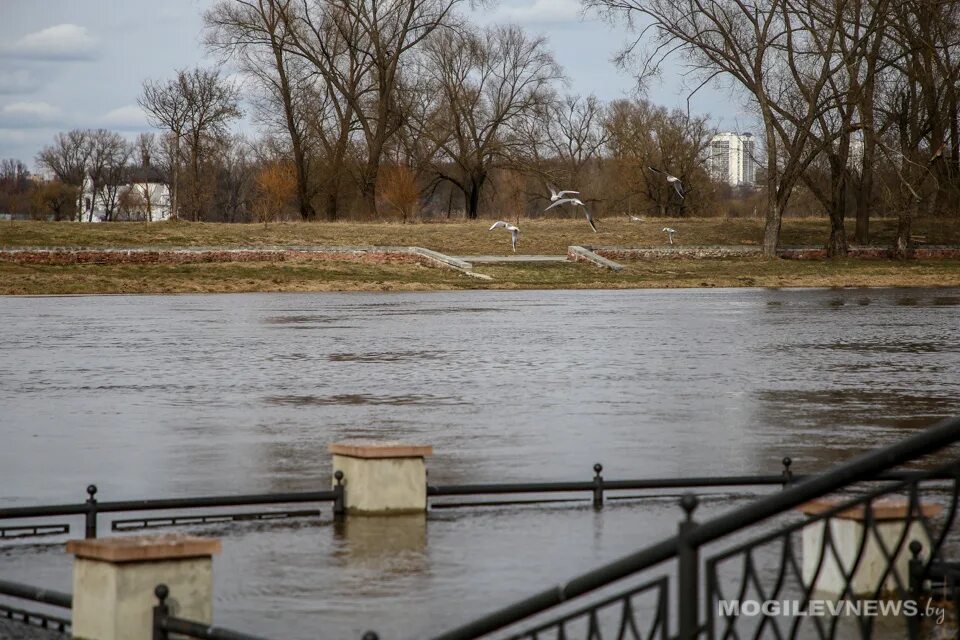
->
280, 0, 470, 215
589, 0, 849, 255
418, 24, 561, 219
205, 0, 319, 220
604, 99, 713, 217
140, 77, 189, 219
87, 130, 131, 222
36, 130, 92, 221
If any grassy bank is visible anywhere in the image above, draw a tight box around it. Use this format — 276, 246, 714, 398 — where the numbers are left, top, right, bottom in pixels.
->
3, 256, 959, 295
3, 218, 959, 294
3, 217, 960, 255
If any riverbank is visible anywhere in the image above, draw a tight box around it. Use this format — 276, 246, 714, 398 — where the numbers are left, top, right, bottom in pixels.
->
2, 219, 959, 294
3, 256, 960, 295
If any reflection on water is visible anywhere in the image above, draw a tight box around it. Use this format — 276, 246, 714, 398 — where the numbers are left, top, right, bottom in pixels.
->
1, 287, 959, 638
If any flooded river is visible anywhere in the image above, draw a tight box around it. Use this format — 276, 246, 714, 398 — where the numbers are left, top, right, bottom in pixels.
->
1, 288, 958, 638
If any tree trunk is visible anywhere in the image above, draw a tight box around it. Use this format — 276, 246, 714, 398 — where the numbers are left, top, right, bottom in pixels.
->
171, 134, 180, 220
827, 210, 848, 257
893, 199, 916, 259
762, 190, 784, 257
827, 170, 849, 257
467, 185, 480, 220
325, 190, 339, 222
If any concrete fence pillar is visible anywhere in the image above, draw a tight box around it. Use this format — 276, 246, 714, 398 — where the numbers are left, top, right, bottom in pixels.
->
797, 497, 942, 597
66, 534, 221, 640
330, 441, 433, 514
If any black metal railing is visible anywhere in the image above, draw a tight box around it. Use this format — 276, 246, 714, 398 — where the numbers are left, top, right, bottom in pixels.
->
427, 415, 960, 640
4, 455, 950, 543
152, 584, 269, 640
0, 578, 72, 633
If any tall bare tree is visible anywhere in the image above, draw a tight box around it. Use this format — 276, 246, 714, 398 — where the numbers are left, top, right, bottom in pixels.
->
140, 77, 189, 219
205, 0, 319, 220
589, 0, 850, 255
280, 0, 469, 215
417, 24, 561, 219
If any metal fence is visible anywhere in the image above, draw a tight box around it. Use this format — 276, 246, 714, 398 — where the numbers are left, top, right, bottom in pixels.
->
0, 578, 72, 633
427, 416, 960, 640
1, 417, 958, 639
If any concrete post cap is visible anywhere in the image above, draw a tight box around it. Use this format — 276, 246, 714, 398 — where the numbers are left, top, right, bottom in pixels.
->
797, 497, 943, 521
329, 440, 433, 459
66, 534, 221, 563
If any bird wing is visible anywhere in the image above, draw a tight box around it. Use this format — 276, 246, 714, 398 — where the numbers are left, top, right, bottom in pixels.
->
548, 185, 558, 199
510, 227, 519, 240
584, 209, 598, 232
672, 181, 685, 199
557, 190, 580, 197
545, 199, 573, 211
648, 166, 663, 175
489, 221, 507, 231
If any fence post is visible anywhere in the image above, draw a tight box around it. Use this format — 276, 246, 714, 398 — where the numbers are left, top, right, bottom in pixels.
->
67, 534, 220, 640
592, 463, 604, 510
781, 457, 793, 487
677, 493, 700, 640
152, 584, 170, 640
85, 484, 98, 539
329, 441, 432, 514
907, 540, 924, 640
333, 470, 346, 518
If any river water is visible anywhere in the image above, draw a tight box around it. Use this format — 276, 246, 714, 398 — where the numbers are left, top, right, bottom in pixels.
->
1, 288, 958, 638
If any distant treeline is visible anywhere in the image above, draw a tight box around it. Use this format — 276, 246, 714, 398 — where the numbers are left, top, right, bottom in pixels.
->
5, 0, 958, 257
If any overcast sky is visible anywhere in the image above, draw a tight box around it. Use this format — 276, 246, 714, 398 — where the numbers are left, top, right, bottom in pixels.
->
0, 0, 751, 169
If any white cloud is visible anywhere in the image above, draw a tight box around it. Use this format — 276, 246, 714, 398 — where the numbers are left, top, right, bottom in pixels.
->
491, 0, 583, 24
0, 101, 62, 128
100, 105, 149, 130
4, 24, 99, 61
0, 69, 39, 94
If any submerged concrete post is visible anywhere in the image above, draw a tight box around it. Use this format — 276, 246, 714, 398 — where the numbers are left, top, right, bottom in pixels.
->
66, 534, 221, 640
330, 441, 433, 514
797, 498, 942, 597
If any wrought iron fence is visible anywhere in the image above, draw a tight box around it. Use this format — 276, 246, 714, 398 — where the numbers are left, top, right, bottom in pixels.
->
0, 456, 944, 543
427, 416, 960, 640
0, 578, 72, 633
1, 417, 958, 639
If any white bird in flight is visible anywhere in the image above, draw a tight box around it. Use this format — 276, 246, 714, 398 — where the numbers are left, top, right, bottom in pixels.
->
549, 186, 580, 202
662, 227, 677, 245
489, 220, 520, 252
544, 198, 597, 232
649, 167, 685, 199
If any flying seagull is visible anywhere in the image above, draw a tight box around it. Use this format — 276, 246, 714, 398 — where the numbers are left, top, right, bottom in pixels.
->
662, 227, 677, 245
545, 197, 597, 232
549, 186, 580, 202
649, 167, 685, 199
489, 220, 520, 252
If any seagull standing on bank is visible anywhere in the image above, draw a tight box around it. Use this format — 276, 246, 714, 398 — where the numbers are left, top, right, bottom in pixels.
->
544, 198, 597, 232
649, 167, 685, 199
549, 186, 580, 202
662, 227, 677, 245
489, 221, 521, 252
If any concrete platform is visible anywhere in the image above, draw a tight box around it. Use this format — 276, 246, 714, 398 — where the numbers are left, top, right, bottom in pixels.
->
452, 255, 569, 263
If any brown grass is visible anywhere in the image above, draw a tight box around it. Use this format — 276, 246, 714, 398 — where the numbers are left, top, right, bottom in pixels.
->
3, 216, 960, 255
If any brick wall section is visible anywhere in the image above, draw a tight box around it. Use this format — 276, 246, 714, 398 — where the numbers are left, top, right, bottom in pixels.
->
0, 248, 426, 267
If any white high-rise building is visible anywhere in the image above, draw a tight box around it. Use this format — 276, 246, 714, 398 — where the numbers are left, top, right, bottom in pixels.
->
708, 132, 757, 186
